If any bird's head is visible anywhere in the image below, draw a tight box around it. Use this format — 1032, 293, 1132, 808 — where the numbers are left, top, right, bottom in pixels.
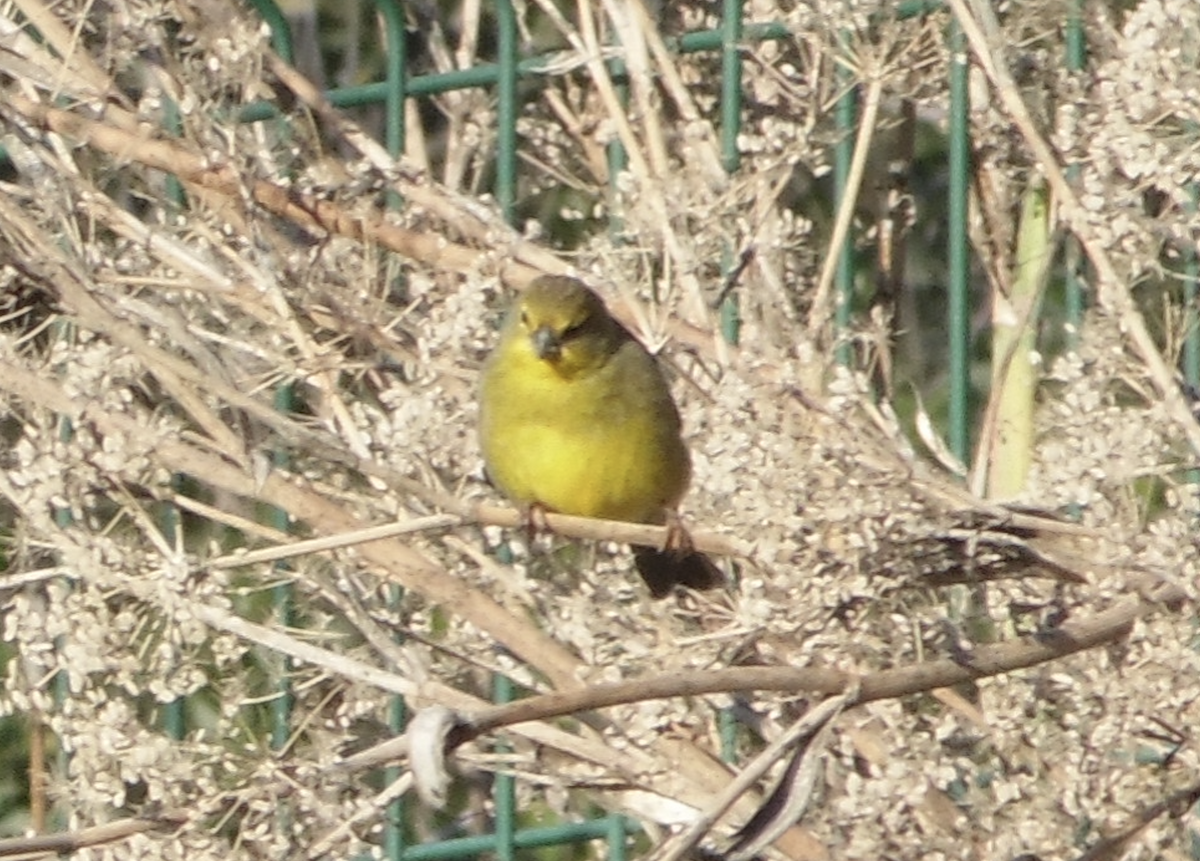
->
510, 276, 621, 376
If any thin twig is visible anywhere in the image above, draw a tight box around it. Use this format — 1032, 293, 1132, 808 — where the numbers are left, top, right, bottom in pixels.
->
206, 514, 462, 569
0, 811, 188, 858
649, 689, 856, 861
191, 603, 418, 697
307, 772, 415, 858
339, 581, 1183, 772
945, 0, 1200, 458
2, 93, 541, 287
1071, 779, 1200, 861
469, 501, 752, 560
806, 72, 885, 338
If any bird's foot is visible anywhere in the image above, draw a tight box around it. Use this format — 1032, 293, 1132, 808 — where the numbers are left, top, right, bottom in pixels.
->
662, 509, 696, 553
522, 502, 554, 545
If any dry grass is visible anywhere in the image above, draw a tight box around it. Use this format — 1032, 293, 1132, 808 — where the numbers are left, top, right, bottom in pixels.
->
0, 0, 1198, 859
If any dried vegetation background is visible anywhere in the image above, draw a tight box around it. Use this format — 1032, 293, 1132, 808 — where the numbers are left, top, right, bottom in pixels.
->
0, 0, 1198, 858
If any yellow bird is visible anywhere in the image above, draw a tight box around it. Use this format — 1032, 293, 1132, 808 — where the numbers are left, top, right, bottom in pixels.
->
479, 275, 722, 598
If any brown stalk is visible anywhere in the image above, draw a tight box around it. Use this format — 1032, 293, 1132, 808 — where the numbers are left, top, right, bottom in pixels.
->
0, 812, 188, 858
946, 0, 1200, 458
2, 93, 541, 288
0, 357, 817, 857
0, 357, 583, 688
264, 54, 570, 278
467, 582, 1176, 739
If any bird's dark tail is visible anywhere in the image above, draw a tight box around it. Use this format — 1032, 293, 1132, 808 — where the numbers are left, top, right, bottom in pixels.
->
633, 546, 725, 599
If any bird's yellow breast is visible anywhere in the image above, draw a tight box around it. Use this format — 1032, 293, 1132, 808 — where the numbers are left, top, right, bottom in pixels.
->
479, 324, 691, 525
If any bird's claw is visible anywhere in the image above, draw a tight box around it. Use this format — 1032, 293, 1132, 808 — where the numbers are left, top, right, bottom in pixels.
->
662, 509, 696, 554
523, 502, 553, 545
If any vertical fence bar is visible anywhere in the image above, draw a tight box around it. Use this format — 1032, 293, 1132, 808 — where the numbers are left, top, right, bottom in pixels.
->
385, 639, 407, 860
495, 0, 518, 223
245, 0, 293, 62
945, 16, 983, 640
718, 706, 738, 762
719, 0, 744, 347
160, 95, 188, 743
1185, 187, 1200, 388
605, 814, 628, 861
269, 382, 296, 845
42, 407, 77, 832
946, 19, 971, 464
375, 0, 407, 159
1064, 0, 1085, 82
1184, 185, 1199, 489
270, 383, 296, 752
493, 6, 532, 851
161, 100, 187, 211
607, 48, 629, 238
719, 0, 743, 174
1185, 268, 1199, 401
375, 4, 409, 851
492, 672, 516, 861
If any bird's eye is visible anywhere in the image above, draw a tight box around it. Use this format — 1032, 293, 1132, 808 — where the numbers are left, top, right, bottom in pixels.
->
561, 320, 586, 340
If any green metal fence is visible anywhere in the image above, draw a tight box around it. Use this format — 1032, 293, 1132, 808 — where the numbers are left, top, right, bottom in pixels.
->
9, 0, 1184, 857
221, 2, 1117, 859
215, 1, 1200, 858
4, 0, 1200, 855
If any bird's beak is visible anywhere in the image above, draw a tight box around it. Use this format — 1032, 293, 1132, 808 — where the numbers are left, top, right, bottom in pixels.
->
531, 326, 561, 360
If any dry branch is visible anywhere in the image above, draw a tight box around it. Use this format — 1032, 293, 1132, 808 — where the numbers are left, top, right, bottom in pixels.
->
341, 579, 1182, 774
0, 813, 188, 858
3, 93, 539, 286
2, 2, 1199, 859
946, 0, 1200, 458
0, 355, 817, 854
0, 356, 583, 687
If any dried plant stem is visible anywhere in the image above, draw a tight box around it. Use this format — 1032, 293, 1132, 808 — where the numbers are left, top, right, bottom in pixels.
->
442, 0, 485, 190
947, 0, 1200, 458
806, 72, 884, 340
307, 772, 415, 859
977, 182, 1052, 499
601, 0, 669, 178
0, 357, 583, 688
170, 494, 294, 544
649, 690, 855, 861
479, 585, 1171, 726
267, 57, 566, 274
340, 580, 1182, 775
0, 812, 188, 858
186, 604, 418, 696
205, 514, 463, 569
198, 499, 748, 574
469, 501, 751, 560
3, 94, 541, 287
1072, 780, 1200, 861
8, 0, 120, 105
